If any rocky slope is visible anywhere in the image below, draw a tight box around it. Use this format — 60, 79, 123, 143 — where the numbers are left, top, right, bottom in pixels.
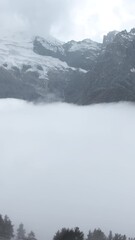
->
0, 29, 135, 104
81, 28, 135, 104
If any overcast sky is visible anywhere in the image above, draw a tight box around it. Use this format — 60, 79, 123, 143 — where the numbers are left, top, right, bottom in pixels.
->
1, 100, 135, 240
0, 0, 135, 41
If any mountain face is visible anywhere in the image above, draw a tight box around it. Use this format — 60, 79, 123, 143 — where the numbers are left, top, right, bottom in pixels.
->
0, 29, 135, 104
81, 29, 135, 104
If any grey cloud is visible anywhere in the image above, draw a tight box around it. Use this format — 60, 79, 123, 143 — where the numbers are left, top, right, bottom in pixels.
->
0, 0, 135, 41
0, 0, 77, 38
1, 100, 135, 240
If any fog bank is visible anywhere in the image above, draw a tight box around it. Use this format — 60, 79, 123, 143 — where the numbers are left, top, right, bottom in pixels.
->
0, 99, 135, 240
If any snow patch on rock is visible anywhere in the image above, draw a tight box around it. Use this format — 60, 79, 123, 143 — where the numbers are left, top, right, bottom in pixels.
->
0, 34, 74, 79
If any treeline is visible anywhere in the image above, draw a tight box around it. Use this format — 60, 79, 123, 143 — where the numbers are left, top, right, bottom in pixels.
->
0, 215, 36, 240
0, 214, 135, 240
0, 215, 14, 239
53, 228, 135, 240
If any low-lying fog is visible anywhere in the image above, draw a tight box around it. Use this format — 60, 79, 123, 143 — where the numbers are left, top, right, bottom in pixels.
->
0, 99, 135, 240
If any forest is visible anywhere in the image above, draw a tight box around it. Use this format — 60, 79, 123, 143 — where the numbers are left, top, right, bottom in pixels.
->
0, 215, 135, 240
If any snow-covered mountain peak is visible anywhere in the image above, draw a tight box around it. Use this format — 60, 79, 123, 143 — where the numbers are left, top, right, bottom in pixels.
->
103, 29, 135, 46
103, 30, 119, 45
0, 32, 74, 80
65, 38, 101, 52
34, 35, 65, 54
0, 28, 135, 104
35, 35, 64, 45
130, 28, 135, 35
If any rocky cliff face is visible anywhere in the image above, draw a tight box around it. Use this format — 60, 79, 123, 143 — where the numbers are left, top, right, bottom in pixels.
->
0, 29, 135, 104
80, 28, 135, 104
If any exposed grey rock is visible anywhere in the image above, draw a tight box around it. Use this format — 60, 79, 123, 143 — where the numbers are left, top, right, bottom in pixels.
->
1, 29, 135, 105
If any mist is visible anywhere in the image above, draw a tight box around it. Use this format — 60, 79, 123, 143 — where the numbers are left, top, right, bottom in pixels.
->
1, 99, 135, 240
0, 0, 135, 41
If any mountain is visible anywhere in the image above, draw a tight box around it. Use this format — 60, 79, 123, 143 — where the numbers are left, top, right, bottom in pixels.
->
0, 29, 135, 104
81, 28, 135, 104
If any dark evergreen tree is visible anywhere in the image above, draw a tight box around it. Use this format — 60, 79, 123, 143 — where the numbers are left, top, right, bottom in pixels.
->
108, 231, 113, 240
53, 227, 84, 240
3, 215, 14, 239
16, 224, 26, 240
27, 231, 37, 240
92, 229, 106, 240
0, 215, 14, 239
0, 215, 4, 237
87, 231, 93, 240
113, 234, 127, 240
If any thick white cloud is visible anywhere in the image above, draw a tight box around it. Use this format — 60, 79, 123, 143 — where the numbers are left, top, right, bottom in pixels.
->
1, 100, 135, 240
0, 0, 135, 41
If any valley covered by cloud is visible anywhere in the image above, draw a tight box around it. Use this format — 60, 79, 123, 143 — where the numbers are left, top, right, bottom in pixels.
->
0, 99, 135, 240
